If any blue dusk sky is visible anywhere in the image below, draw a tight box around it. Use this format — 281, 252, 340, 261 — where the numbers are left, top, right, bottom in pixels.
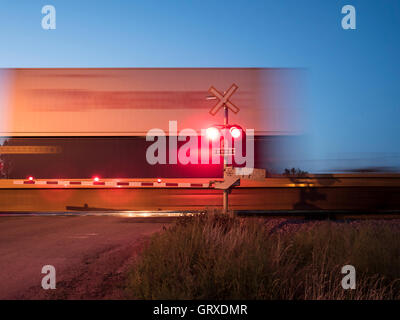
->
0, 0, 399, 172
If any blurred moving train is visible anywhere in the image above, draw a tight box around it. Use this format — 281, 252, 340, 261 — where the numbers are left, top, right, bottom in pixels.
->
0, 68, 305, 179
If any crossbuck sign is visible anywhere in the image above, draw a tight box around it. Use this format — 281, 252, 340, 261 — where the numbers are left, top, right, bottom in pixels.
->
208, 84, 240, 116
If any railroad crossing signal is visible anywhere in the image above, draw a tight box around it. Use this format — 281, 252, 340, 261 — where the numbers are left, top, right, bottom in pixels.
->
208, 84, 240, 116
206, 83, 241, 214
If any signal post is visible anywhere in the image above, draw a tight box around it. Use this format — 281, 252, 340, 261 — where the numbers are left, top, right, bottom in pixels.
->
207, 84, 265, 214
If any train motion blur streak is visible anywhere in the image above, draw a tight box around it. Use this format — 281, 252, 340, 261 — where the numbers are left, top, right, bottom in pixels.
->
0, 68, 304, 179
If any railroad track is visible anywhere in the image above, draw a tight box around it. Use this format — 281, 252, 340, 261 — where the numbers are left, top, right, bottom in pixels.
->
1, 209, 400, 220
235, 210, 400, 220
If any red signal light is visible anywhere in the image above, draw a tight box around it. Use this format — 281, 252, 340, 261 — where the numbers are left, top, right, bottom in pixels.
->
93, 177, 100, 182
229, 126, 241, 139
28, 176, 34, 181
157, 178, 162, 183
206, 127, 220, 140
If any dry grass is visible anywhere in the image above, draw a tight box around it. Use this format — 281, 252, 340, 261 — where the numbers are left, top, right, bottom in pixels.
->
126, 213, 400, 300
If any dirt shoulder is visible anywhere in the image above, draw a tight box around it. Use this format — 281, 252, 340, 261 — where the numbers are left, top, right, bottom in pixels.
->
0, 215, 171, 299
17, 235, 149, 300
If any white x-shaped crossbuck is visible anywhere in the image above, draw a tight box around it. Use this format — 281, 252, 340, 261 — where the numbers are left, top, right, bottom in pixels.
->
208, 84, 240, 116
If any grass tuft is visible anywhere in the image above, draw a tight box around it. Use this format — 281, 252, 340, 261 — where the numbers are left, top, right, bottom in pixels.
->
126, 214, 400, 300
